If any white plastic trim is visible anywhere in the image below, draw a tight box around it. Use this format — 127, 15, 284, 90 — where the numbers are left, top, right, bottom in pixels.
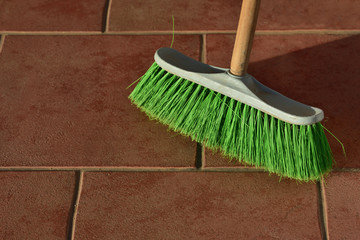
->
154, 48, 324, 125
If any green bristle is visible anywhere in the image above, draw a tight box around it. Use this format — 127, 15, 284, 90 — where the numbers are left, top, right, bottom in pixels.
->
129, 63, 333, 181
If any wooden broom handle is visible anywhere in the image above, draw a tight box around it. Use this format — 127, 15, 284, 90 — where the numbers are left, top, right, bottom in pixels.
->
230, 0, 261, 76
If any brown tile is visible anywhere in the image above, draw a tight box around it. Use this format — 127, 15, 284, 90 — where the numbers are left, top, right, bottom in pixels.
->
0, 35, 200, 167
109, 0, 360, 31
206, 34, 360, 168
0, 171, 75, 239
325, 172, 360, 240
205, 148, 248, 168
76, 172, 321, 239
109, 0, 241, 31
258, 0, 360, 30
0, 0, 106, 31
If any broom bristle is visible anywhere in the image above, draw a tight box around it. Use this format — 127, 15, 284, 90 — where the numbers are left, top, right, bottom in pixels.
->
129, 62, 333, 181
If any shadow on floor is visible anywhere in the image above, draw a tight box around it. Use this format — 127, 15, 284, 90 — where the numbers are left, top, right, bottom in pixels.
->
248, 35, 360, 168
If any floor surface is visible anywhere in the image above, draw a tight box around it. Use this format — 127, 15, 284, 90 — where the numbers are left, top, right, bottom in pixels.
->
0, 0, 359, 239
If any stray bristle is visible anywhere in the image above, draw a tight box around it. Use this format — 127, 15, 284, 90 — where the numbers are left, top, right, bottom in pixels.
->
129, 63, 333, 181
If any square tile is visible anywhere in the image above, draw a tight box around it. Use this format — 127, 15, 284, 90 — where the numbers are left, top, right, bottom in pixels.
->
0, 171, 76, 239
109, 0, 360, 31
0, 35, 200, 167
258, 0, 360, 30
0, 0, 106, 31
109, 0, 241, 31
75, 172, 321, 239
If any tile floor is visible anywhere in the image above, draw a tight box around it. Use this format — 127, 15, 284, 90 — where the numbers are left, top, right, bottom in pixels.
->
0, 0, 359, 239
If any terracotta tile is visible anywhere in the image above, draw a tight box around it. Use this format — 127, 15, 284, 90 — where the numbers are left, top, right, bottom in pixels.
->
206, 34, 360, 168
109, 0, 241, 31
76, 172, 321, 239
109, 0, 360, 31
325, 172, 360, 240
0, 171, 75, 239
0, 0, 106, 31
0, 35, 200, 167
205, 148, 248, 168
258, 0, 360, 30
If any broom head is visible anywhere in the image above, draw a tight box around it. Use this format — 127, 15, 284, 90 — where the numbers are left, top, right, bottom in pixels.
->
129, 48, 333, 181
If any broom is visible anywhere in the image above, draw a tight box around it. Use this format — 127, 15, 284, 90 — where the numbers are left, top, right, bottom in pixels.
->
129, 0, 333, 181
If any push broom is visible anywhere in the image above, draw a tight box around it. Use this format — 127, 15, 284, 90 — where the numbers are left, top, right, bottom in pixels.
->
129, 0, 333, 181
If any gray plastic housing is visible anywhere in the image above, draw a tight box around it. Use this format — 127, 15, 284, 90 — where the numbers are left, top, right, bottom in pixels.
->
154, 48, 324, 125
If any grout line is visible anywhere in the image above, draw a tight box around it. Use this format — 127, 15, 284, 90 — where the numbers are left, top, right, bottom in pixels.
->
0, 34, 5, 54
0, 29, 359, 36
201, 34, 207, 63
0, 31, 103, 36
0, 166, 358, 173
195, 143, 203, 169
0, 166, 264, 172
256, 29, 360, 36
201, 146, 206, 168
320, 179, 330, 240
195, 34, 207, 170
333, 168, 360, 172
103, 0, 113, 33
317, 179, 329, 240
68, 170, 84, 240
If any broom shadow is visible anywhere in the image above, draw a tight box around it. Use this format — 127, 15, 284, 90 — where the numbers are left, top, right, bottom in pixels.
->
247, 35, 360, 168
